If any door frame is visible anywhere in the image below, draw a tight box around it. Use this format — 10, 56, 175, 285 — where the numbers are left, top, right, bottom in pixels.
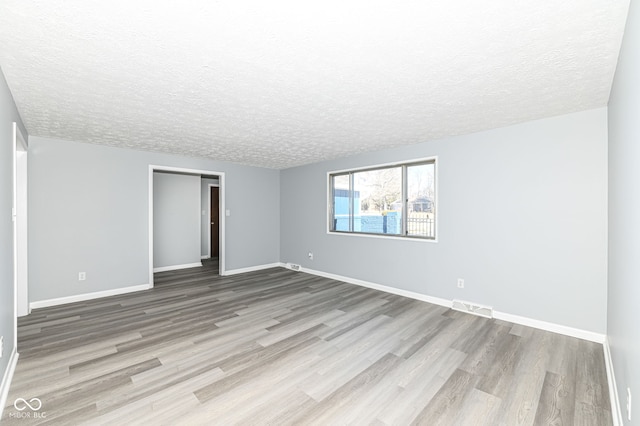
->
12, 122, 28, 322
208, 183, 220, 259
148, 165, 226, 287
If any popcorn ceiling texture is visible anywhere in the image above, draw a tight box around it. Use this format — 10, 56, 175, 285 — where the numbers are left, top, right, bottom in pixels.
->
0, 1, 630, 169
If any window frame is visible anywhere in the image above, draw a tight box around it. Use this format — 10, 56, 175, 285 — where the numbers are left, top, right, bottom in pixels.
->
327, 157, 438, 242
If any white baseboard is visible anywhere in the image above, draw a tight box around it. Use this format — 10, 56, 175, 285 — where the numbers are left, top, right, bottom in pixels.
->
153, 262, 202, 273
603, 338, 623, 426
30, 283, 153, 309
294, 266, 606, 343
201, 255, 210, 260
223, 262, 285, 276
0, 347, 19, 420
300, 266, 452, 308
492, 311, 605, 343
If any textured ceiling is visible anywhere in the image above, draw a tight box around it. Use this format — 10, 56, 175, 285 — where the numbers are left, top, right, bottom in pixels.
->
0, 1, 630, 169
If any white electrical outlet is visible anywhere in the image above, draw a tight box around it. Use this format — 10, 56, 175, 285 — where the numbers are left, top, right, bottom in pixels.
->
627, 387, 632, 421
79, 272, 86, 281
308, 252, 314, 260
457, 278, 464, 288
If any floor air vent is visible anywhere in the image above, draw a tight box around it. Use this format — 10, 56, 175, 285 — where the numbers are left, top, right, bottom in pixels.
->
451, 300, 493, 318
288, 263, 301, 271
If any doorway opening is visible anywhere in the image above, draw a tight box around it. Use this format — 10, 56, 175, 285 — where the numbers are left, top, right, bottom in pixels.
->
209, 184, 220, 259
148, 166, 225, 288
13, 122, 28, 320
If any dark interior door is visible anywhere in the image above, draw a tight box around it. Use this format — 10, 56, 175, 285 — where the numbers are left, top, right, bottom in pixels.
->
210, 186, 220, 258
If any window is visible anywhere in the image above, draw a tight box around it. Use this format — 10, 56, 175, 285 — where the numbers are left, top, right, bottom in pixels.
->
329, 159, 436, 239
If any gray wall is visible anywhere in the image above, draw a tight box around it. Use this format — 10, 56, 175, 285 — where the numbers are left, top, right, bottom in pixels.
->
0, 69, 27, 388
28, 136, 280, 302
201, 177, 219, 258
281, 108, 608, 333
608, 0, 640, 421
153, 172, 201, 269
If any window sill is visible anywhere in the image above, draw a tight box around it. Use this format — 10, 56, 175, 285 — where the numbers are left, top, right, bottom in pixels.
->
327, 230, 438, 243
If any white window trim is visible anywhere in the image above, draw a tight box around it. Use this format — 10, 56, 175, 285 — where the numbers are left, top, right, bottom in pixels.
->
326, 156, 438, 243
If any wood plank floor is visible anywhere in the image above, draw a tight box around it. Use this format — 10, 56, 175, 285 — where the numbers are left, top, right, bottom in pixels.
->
2, 259, 612, 425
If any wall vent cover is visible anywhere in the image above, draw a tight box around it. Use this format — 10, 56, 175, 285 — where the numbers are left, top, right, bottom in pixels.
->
288, 263, 301, 271
452, 299, 493, 318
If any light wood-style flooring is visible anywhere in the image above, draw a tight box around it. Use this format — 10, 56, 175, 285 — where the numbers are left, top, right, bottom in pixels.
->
2, 259, 612, 425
